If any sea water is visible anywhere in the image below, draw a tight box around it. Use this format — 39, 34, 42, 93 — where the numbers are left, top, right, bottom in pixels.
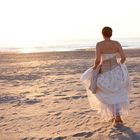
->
0, 38, 140, 53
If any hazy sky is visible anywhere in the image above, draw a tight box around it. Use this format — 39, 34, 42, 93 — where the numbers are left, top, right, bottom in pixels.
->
0, 0, 140, 46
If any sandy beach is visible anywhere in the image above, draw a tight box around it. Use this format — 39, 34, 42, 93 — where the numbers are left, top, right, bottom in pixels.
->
0, 49, 140, 140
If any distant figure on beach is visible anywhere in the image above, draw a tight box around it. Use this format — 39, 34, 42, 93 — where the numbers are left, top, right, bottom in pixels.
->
81, 26, 131, 127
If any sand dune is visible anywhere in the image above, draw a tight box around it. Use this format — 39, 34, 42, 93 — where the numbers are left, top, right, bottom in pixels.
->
0, 49, 140, 140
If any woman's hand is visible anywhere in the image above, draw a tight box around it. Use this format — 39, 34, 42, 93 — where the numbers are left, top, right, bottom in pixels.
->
93, 65, 97, 70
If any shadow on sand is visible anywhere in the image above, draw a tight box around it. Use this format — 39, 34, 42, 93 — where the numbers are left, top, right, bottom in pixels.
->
110, 124, 140, 140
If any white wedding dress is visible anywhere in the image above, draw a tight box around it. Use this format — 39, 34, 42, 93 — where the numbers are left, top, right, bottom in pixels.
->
80, 53, 131, 121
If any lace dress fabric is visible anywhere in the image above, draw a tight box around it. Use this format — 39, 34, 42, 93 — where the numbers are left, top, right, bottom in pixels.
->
80, 53, 131, 121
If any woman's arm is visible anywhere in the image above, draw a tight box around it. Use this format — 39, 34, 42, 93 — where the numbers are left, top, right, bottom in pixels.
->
117, 42, 126, 64
93, 43, 101, 69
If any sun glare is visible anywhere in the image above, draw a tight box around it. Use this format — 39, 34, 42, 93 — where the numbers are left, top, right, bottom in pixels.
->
0, 0, 140, 49
20, 47, 37, 53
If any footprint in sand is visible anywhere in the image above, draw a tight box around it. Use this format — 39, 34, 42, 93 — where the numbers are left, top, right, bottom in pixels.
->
0, 95, 20, 104
72, 131, 94, 138
23, 98, 41, 105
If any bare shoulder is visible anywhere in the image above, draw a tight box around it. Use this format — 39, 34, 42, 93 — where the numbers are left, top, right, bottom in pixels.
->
96, 40, 122, 52
96, 41, 104, 45
111, 40, 121, 46
96, 41, 104, 48
97, 40, 121, 45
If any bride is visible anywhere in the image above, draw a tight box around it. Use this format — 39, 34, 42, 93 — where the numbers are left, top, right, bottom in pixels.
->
81, 27, 131, 127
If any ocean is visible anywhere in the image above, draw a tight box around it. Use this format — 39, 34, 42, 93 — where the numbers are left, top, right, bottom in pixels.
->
0, 38, 140, 53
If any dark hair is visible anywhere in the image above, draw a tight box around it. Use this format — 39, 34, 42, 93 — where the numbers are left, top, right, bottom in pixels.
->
102, 26, 112, 37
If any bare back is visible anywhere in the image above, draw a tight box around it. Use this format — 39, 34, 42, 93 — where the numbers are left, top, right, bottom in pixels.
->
94, 39, 126, 69
98, 40, 119, 54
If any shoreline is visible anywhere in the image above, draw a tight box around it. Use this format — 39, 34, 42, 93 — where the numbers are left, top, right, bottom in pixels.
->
0, 48, 140, 60
0, 46, 140, 54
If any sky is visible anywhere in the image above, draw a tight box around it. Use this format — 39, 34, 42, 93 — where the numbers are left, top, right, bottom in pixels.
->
0, 0, 140, 47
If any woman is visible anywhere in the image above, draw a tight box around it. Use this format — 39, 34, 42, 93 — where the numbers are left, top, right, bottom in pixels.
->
81, 27, 131, 127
